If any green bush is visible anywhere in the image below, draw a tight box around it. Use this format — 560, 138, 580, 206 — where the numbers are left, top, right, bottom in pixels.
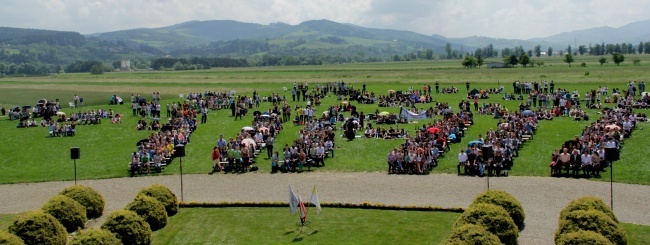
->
126, 195, 168, 230
8, 210, 67, 245
69, 228, 120, 245
556, 230, 613, 245
0, 230, 24, 245
454, 203, 518, 245
472, 190, 525, 230
559, 196, 617, 222
441, 223, 501, 245
41, 195, 87, 232
138, 184, 179, 216
59, 185, 105, 219
555, 210, 626, 245
101, 210, 152, 245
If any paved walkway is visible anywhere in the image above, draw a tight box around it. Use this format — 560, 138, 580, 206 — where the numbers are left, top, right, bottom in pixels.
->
1, 173, 648, 245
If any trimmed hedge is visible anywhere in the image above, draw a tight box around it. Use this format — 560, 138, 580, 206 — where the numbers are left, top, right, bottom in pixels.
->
555, 210, 626, 245
559, 196, 617, 222
441, 224, 501, 245
59, 185, 105, 219
472, 190, 525, 230
41, 195, 87, 232
138, 184, 179, 216
8, 210, 67, 245
127, 195, 168, 230
556, 230, 614, 245
454, 203, 518, 245
0, 230, 24, 245
101, 210, 152, 245
69, 228, 121, 245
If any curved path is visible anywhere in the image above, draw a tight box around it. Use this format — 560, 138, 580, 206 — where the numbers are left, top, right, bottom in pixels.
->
1, 172, 649, 244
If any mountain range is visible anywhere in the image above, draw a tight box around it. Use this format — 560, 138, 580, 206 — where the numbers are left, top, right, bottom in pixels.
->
90, 18, 650, 52
1, 19, 649, 69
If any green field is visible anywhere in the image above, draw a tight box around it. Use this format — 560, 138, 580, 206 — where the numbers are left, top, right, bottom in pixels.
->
152, 207, 459, 244
0, 56, 649, 184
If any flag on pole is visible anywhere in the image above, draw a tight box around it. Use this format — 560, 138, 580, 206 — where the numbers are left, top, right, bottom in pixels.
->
289, 184, 300, 214
299, 196, 307, 224
310, 185, 322, 214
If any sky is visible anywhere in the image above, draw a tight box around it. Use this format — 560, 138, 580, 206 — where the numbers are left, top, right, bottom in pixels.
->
1, 0, 649, 39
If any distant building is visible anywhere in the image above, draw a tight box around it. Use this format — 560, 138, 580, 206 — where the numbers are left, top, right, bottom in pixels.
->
487, 62, 506, 68
120, 59, 131, 71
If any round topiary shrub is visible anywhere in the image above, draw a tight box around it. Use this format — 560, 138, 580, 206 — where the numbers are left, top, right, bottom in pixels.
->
556, 230, 614, 245
137, 184, 178, 216
555, 210, 626, 245
441, 223, 501, 245
0, 230, 24, 245
8, 210, 67, 245
41, 195, 87, 232
126, 195, 168, 230
69, 228, 120, 245
559, 196, 617, 222
101, 210, 152, 245
472, 190, 525, 230
59, 185, 105, 219
454, 203, 519, 245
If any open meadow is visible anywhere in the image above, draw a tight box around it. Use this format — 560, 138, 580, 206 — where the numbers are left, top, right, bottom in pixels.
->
1, 55, 649, 185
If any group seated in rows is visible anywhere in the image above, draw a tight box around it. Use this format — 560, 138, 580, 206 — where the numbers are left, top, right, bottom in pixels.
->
364, 124, 406, 139
387, 111, 473, 175
136, 119, 161, 130
129, 108, 197, 176
378, 91, 432, 108
48, 121, 76, 137
439, 86, 459, 94
273, 117, 335, 173
212, 113, 284, 173
550, 107, 638, 178
457, 146, 511, 177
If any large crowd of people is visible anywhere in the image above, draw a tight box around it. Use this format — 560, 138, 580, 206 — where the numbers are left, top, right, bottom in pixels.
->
550, 107, 643, 178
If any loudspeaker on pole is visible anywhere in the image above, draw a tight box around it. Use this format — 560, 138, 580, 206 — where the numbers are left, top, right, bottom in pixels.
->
71, 147, 80, 160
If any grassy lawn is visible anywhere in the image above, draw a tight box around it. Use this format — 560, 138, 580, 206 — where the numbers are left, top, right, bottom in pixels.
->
152, 207, 459, 244
0, 56, 649, 184
622, 223, 650, 245
0, 213, 18, 231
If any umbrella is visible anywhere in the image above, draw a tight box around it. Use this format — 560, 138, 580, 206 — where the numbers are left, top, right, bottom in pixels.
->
253, 111, 261, 116
470, 89, 479, 95
500, 123, 510, 128
605, 124, 620, 130
379, 111, 390, 116
341, 101, 349, 105
442, 109, 453, 115
642, 92, 648, 97
56, 111, 65, 116
242, 126, 254, 131
468, 140, 483, 147
22, 105, 32, 109
258, 127, 269, 132
420, 96, 426, 101
427, 127, 440, 134
241, 138, 256, 147
522, 110, 534, 116
261, 114, 270, 118
388, 89, 395, 93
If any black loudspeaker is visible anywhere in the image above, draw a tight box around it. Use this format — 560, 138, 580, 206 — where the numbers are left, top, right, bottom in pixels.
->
605, 148, 619, 162
174, 145, 186, 157
481, 145, 493, 160
71, 147, 80, 160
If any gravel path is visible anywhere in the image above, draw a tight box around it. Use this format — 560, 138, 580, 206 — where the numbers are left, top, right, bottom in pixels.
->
1, 172, 648, 245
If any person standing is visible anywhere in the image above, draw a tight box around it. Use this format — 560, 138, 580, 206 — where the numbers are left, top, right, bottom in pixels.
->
291, 87, 296, 102
266, 136, 274, 159
212, 146, 221, 173
466, 81, 470, 92
435, 81, 440, 94
201, 106, 208, 124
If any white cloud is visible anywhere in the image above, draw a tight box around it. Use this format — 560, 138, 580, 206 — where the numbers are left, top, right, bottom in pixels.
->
0, 0, 648, 39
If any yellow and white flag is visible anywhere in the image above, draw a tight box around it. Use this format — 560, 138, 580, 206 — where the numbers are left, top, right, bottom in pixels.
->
310, 185, 322, 214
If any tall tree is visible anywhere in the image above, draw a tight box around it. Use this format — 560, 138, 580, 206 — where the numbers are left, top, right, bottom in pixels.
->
504, 54, 519, 67
578, 45, 586, 55
477, 54, 484, 68
520, 53, 530, 67
639, 42, 645, 54
564, 53, 574, 67
547, 47, 553, 56
612, 53, 625, 66
461, 55, 478, 68
445, 43, 452, 59
534, 45, 542, 57
567, 45, 572, 55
